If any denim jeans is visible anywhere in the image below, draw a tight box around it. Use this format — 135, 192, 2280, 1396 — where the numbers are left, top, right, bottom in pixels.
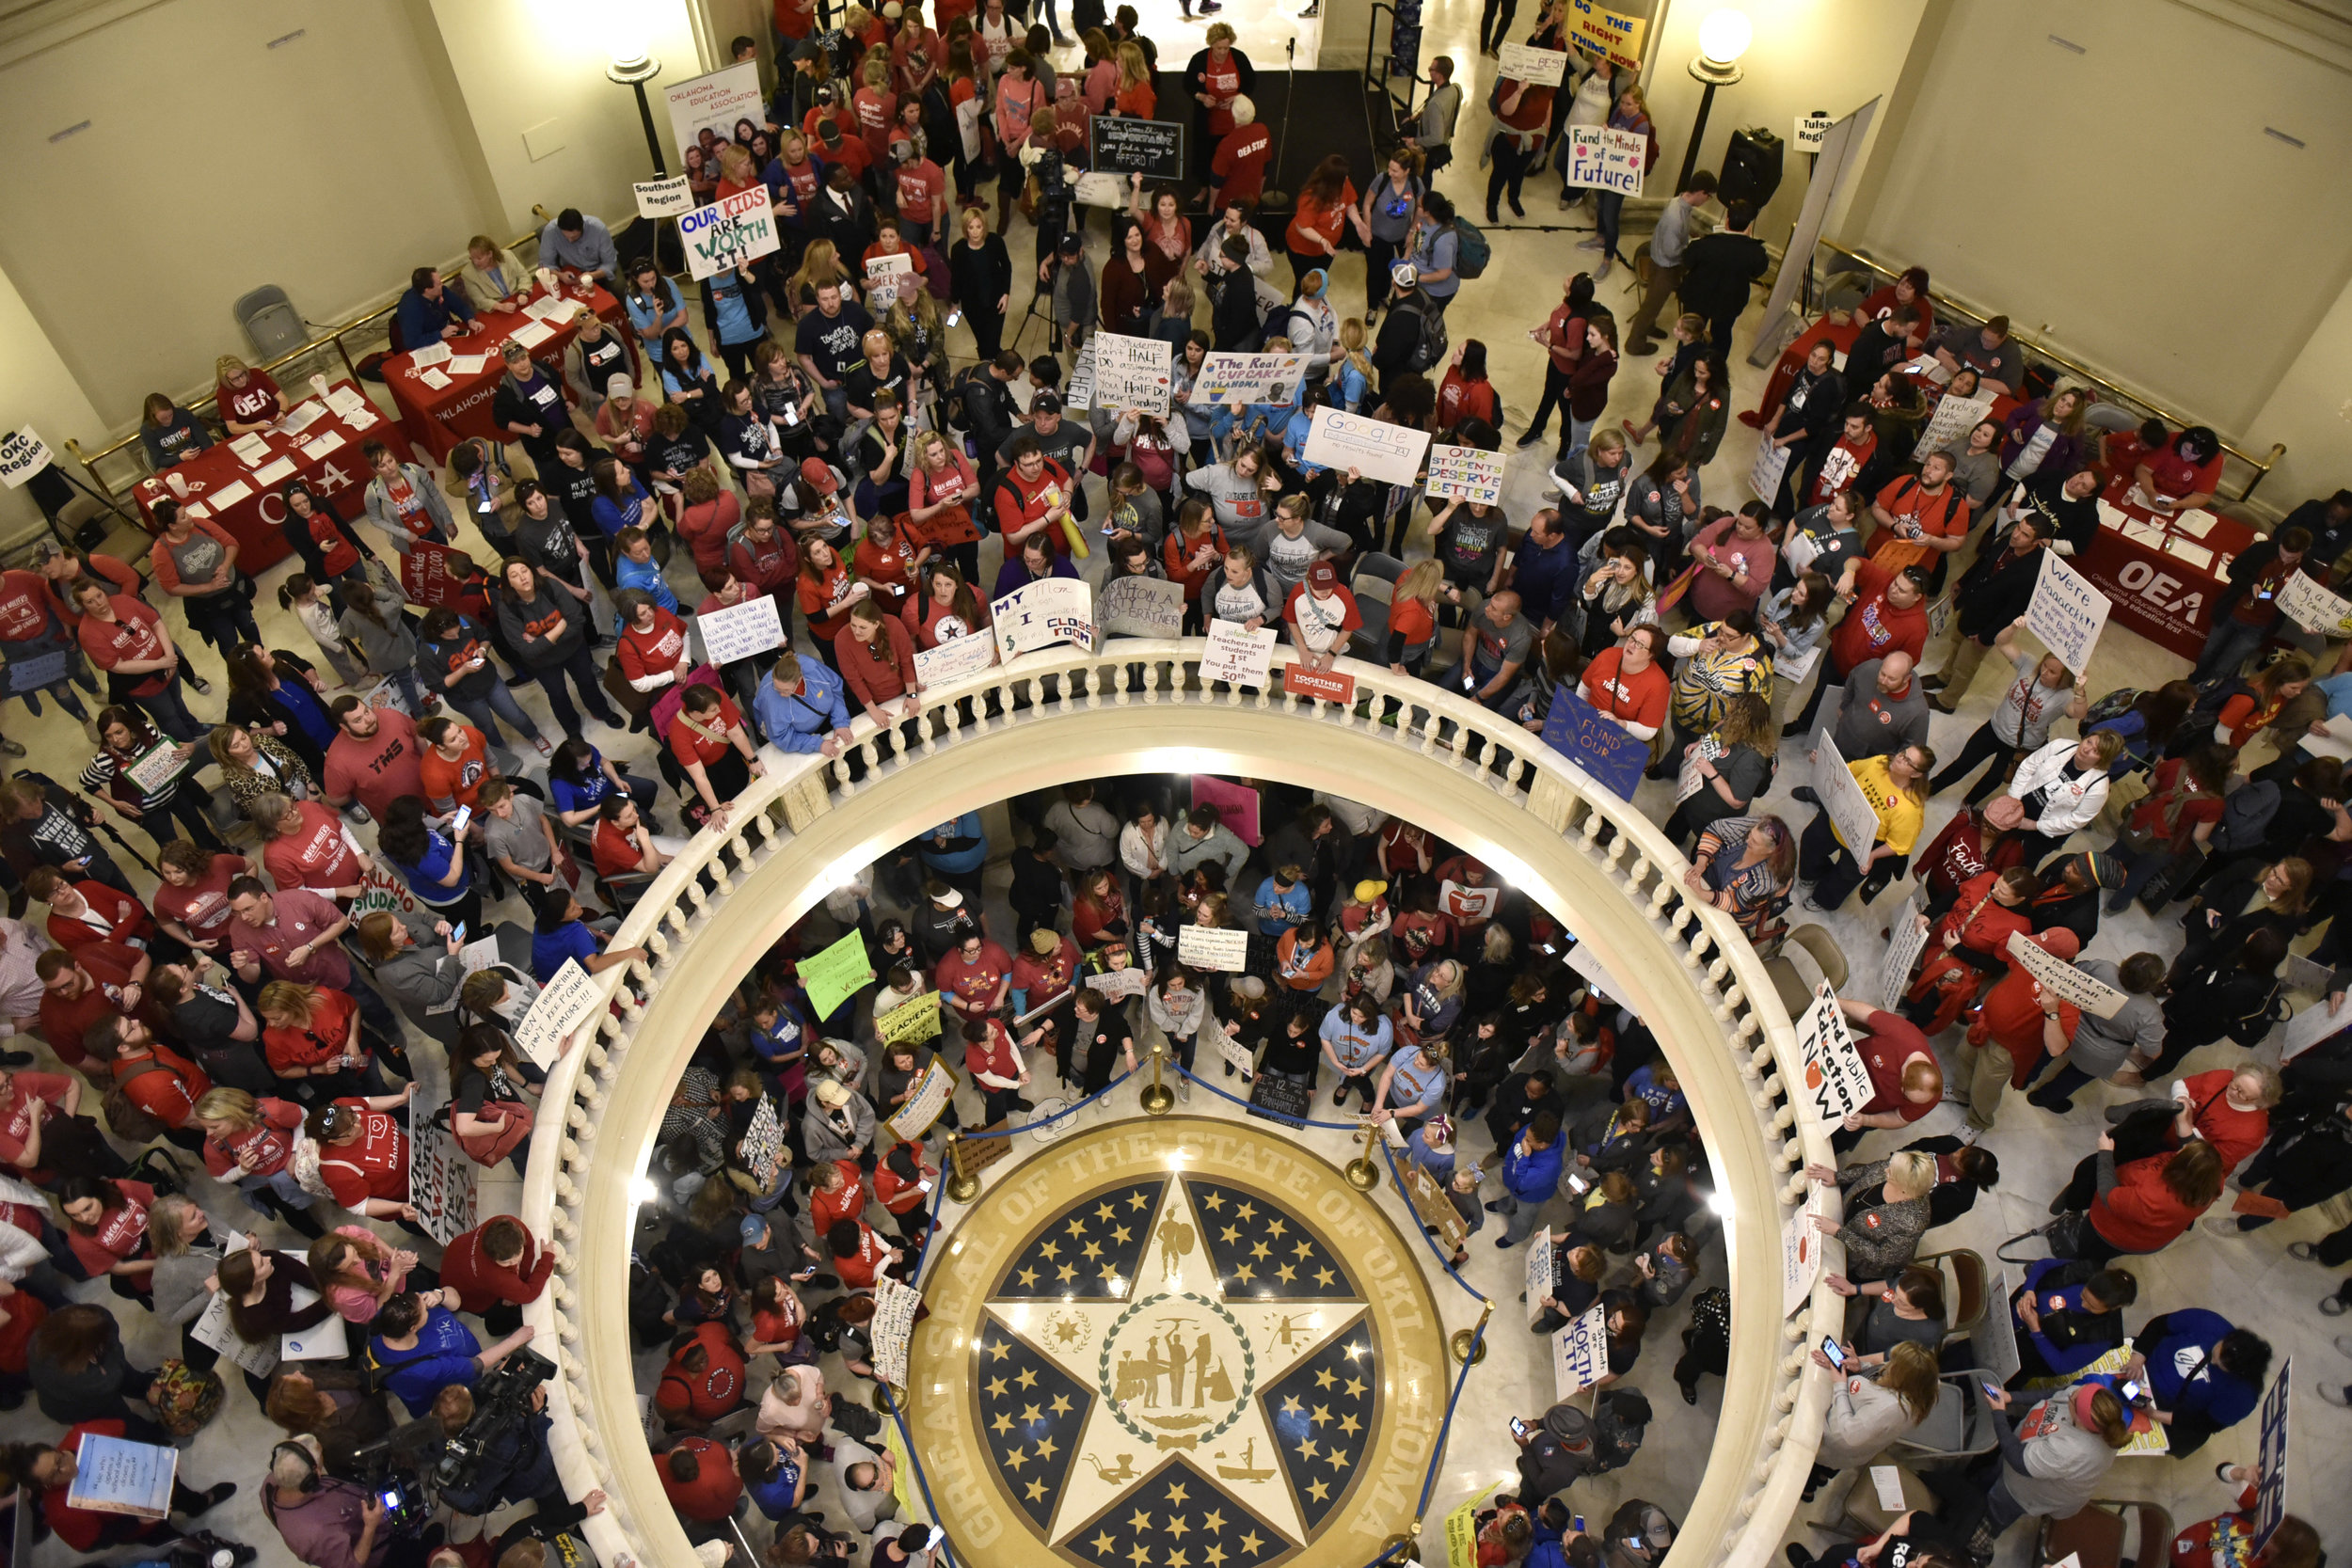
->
2191, 615, 2267, 684
137, 674, 207, 741
1558, 413, 1598, 470
448, 679, 544, 750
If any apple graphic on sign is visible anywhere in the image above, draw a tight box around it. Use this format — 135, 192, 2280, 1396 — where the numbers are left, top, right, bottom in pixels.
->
1804, 1061, 1825, 1090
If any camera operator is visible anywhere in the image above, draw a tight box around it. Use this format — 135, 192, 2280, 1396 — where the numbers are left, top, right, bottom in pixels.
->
430, 1382, 563, 1519
264, 1433, 439, 1568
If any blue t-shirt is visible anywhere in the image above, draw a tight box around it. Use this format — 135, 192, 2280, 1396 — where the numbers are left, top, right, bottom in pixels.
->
1253, 876, 1312, 935
746, 1450, 804, 1520
372, 1307, 481, 1417
1624, 1064, 1687, 1124
274, 676, 340, 752
550, 749, 617, 816
711, 276, 759, 346
623, 278, 684, 338
393, 831, 469, 906
532, 920, 604, 983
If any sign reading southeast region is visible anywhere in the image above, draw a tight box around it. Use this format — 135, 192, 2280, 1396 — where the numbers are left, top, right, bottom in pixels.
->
1303, 406, 1431, 486
1088, 116, 1184, 179
697, 593, 787, 666
1424, 442, 1505, 506
680, 186, 781, 280
1565, 125, 1646, 196
2004, 929, 2129, 1019
1200, 618, 1278, 688
1089, 331, 1174, 416
991, 578, 1097, 661
1497, 41, 1569, 85
633, 176, 693, 218
1795, 980, 1874, 1127
1176, 924, 1251, 971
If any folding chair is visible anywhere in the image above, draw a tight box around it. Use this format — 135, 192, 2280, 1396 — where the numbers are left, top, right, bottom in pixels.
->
1882, 1370, 1998, 1470
2037, 1500, 2174, 1568
1913, 1247, 1988, 1340
1764, 923, 1848, 1016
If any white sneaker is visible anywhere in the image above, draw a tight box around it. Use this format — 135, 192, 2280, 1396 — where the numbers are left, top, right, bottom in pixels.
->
1576, 237, 1605, 252
1594, 257, 1613, 282
1177, 1077, 1192, 1102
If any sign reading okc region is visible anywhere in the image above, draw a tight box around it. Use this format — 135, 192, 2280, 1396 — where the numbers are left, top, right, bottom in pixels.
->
1088, 117, 1184, 179
681, 187, 781, 280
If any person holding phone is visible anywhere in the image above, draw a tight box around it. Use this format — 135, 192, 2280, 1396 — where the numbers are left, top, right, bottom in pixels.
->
1802, 1338, 1939, 1500
1972, 1382, 2131, 1541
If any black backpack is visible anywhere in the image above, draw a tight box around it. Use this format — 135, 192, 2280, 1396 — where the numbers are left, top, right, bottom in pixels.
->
1392, 298, 1448, 374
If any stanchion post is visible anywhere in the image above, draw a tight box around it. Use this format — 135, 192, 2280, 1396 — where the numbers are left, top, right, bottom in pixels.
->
1450, 1300, 1492, 1366
1344, 1122, 1382, 1191
1139, 1037, 1174, 1116
944, 1131, 980, 1203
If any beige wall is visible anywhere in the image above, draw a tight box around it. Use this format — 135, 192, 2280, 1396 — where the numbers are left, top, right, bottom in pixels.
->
0, 269, 106, 544
1839, 0, 2352, 499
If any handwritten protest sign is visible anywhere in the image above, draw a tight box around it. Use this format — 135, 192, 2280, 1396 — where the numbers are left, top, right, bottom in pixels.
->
408, 1110, 478, 1244
1795, 981, 1874, 1127
1304, 406, 1432, 485
1086, 967, 1148, 1000
802, 929, 875, 1020
1099, 575, 1185, 638
1565, 125, 1646, 196
1749, 436, 1792, 502
1553, 1302, 1611, 1398
1425, 443, 1506, 506
1783, 1198, 1823, 1316
992, 578, 1097, 661
1567, 0, 1645, 71
1814, 734, 1883, 861
1405, 1161, 1467, 1252
2279, 571, 2352, 638
680, 186, 780, 280
514, 958, 605, 1069
697, 594, 787, 666
1201, 618, 1278, 688
1177, 925, 1251, 971
1911, 392, 1995, 461
633, 176, 693, 218
1539, 690, 1645, 800
877, 990, 943, 1048
1881, 895, 1929, 1008
1445, 1486, 1504, 1568
1526, 1234, 1556, 1326
740, 1096, 786, 1183
1498, 41, 1569, 84
1195, 352, 1310, 406
913, 630, 997, 686
1089, 116, 1184, 179
1091, 332, 1173, 416
886, 1059, 957, 1140
2003, 930, 2128, 1020
870, 1275, 925, 1387
2254, 1361, 2293, 1551
2025, 550, 2111, 677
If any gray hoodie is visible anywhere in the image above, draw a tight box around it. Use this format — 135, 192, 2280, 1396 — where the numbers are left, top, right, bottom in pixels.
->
1998, 1389, 2118, 1519
1168, 821, 1250, 885
1184, 463, 1272, 547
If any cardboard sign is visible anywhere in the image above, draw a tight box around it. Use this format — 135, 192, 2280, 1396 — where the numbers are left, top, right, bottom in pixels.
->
2025, 549, 2112, 678
1911, 392, 1996, 462
1880, 895, 1929, 1008
1216, 1027, 1258, 1078
1814, 733, 1884, 861
1063, 336, 1098, 413
399, 538, 480, 611
1782, 1198, 1822, 1317
1794, 981, 1875, 1126
1525, 1233, 1556, 1327
66, 1434, 177, 1519
513, 957, 605, 1069
1794, 115, 1836, 152
408, 1113, 478, 1245
1196, 352, 1311, 406
1564, 125, 1647, 196
349, 861, 421, 922
1975, 1264, 2023, 1386
877, 990, 944, 1048
664, 61, 766, 167
1191, 774, 1262, 844
633, 176, 693, 218
1552, 1301, 1611, 1399
0, 427, 54, 488
1247, 1070, 1313, 1125
1283, 664, 1357, 705
866, 251, 914, 284
1567, 0, 1646, 71
1201, 618, 1278, 689
2278, 570, 2352, 638
886, 1059, 957, 1141
913, 629, 999, 686
991, 578, 1097, 661
2254, 1360, 2292, 1552
1176, 925, 1251, 972
1099, 574, 1185, 638
1086, 967, 1148, 1000
1564, 940, 1630, 1007
1090, 332, 1174, 416
1497, 40, 1569, 85
870, 1275, 924, 1388
1748, 436, 1792, 503
2004, 929, 2129, 1020
681, 186, 782, 280
1425, 442, 1506, 506
1088, 116, 1184, 179
801, 929, 875, 1020
1539, 689, 1646, 801
1302, 405, 1431, 486
1404, 1160, 1467, 1253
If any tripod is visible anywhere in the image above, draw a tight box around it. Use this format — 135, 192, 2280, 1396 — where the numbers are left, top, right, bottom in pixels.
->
9, 435, 151, 552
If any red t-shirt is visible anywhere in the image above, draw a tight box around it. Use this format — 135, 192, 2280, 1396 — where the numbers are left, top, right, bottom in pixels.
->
2178, 1068, 2266, 1174
76, 596, 173, 697
617, 610, 690, 689
1829, 560, 1929, 673
1212, 124, 1273, 203
853, 87, 898, 158
45, 881, 154, 953
263, 989, 359, 1076
111, 1044, 210, 1129
668, 696, 746, 770
45, 1422, 136, 1552
310, 514, 362, 578
656, 1323, 748, 1421
317, 1099, 409, 1207
417, 727, 491, 812
324, 706, 425, 820
592, 818, 645, 879
894, 160, 947, 224
1199, 53, 1243, 133
809, 1159, 870, 1236
2141, 438, 2223, 501
905, 455, 981, 548
1867, 476, 1970, 573
65, 1180, 153, 1278
798, 561, 860, 642
202, 1097, 306, 1180
854, 531, 916, 610
661, 1435, 743, 1522
993, 459, 1077, 553
0, 1284, 45, 1374
936, 942, 1012, 1014
0, 1071, 76, 1179
1854, 1010, 1939, 1121
0, 569, 59, 642
218, 370, 283, 425
1579, 648, 1671, 732
262, 802, 364, 895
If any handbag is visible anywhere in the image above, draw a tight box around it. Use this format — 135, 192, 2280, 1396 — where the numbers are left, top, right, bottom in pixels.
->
648, 664, 723, 734
1996, 1212, 2088, 1263
150, 1358, 226, 1438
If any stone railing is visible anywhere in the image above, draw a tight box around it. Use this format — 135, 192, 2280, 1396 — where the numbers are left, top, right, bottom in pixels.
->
513, 639, 1846, 1568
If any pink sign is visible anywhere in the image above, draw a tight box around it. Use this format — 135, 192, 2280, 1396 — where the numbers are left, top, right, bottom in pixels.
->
1190, 775, 1262, 847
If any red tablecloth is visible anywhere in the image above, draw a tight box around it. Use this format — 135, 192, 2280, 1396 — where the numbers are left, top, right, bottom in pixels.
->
385, 283, 631, 462
2074, 475, 2256, 661
132, 380, 414, 576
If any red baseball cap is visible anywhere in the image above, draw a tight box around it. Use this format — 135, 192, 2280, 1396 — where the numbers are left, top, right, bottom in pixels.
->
1308, 562, 1340, 593
800, 457, 839, 494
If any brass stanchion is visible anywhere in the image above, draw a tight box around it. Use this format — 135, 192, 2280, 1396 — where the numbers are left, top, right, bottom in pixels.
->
1380, 1531, 1417, 1565
1344, 1122, 1381, 1191
1450, 1301, 1493, 1365
944, 1132, 981, 1203
1139, 1038, 1175, 1116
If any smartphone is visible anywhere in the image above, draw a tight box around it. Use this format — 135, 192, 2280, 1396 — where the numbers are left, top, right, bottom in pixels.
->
2120, 1379, 2142, 1403
451, 922, 469, 946
1564, 1172, 1591, 1196
946, 309, 964, 326
924, 1529, 945, 1552
1625, 1539, 1643, 1551
1508, 1417, 1531, 1438
379, 1488, 403, 1511
449, 804, 472, 834
1980, 1381, 2002, 1399
1818, 1336, 1846, 1370
783, 403, 801, 426
1572, 1518, 1586, 1536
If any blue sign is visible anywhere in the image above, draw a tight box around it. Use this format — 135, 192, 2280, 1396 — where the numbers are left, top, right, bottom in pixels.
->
1539, 690, 1647, 801
2253, 1357, 2291, 1552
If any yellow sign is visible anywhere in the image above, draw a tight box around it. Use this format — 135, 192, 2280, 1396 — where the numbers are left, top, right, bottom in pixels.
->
1568, 0, 1645, 71
1444, 1484, 1502, 1568
878, 990, 944, 1047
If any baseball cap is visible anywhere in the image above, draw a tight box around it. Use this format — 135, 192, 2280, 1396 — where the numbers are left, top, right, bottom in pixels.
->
1057, 231, 1084, 256
800, 456, 839, 494
790, 37, 826, 61
932, 886, 963, 908
816, 1079, 851, 1108
1354, 879, 1389, 902
1390, 261, 1419, 290
739, 1214, 769, 1243
1032, 390, 1063, 416
606, 373, 634, 397
1308, 561, 1340, 593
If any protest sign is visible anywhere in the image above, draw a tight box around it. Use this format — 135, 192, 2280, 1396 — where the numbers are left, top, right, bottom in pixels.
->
2026, 546, 2110, 677
1086, 967, 1149, 1000
1425, 442, 1506, 506
1880, 895, 1929, 1008
1567, 0, 1645, 70
1782, 1199, 1822, 1316
1794, 114, 1835, 152
991, 578, 1097, 661
1090, 332, 1173, 416
877, 990, 944, 1048
1099, 574, 1185, 638
1405, 1161, 1467, 1253
740, 1096, 786, 1184
1539, 689, 1646, 800
190, 1235, 278, 1377
1794, 981, 1874, 1127
1444, 1486, 1504, 1568
2004, 929, 2129, 1019
696, 593, 787, 666
514, 958, 605, 1069
1814, 733, 1883, 861
1564, 125, 1646, 196
1975, 1265, 2022, 1386
1196, 352, 1310, 406
350, 861, 421, 922
399, 538, 480, 611
0, 427, 53, 488
280, 1292, 347, 1362
1911, 392, 1995, 461
633, 176, 693, 218
1063, 336, 1097, 411
1498, 41, 1569, 84
1191, 774, 1261, 843
886, 1060, 957, 1140
1564, 940, 1630, 1007
1201, 618, 1278, 688
1089, 117, 1184, 179
870, 1275, 925, 1388
913, 629, 998, 686
664, 62, 766, 167
1526, 1234, 1556, 1326
1749, 436, 1792, 503
1303, 405, 1432, 485
1283, 664, 1357, 705
802, 930, 875, 1020
122, 742, 184, 797
680, 186, 781, 280
2278, 570, 2352, 638
866, 252, 914, 286
2254, 1362, 2292, 1551
408, 1111, 478, 1244
67, 1434, 177, 1518
1216, 1028, 1258, 1079
1177, 925, 1251, 971
1552, 1302, 1611, 1399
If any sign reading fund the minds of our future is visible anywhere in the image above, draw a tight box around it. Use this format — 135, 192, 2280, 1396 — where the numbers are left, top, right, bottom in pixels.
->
681, 187, 781, 280
1565, 126, 1646, 196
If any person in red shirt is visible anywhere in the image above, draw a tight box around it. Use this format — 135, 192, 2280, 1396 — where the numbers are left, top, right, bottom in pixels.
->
2084, 1138, 2225, 1261
2143, 1065, 2276, 1178
655, 1320, 749, 1432
726, 504, 802, 629
1808, 406, 1879, 506
0, 1277, 47, 1403
852, 511, 917, 617
1900, 866, 2036, 1035
1825, 999, 1944, 1153
1211, 99, 1273, 210
215, 356, 284, 433
993, 439, 1079, 557
827, 1213, 901, 1289
961, 1013, 1027, 1123
58, 1176, 154, 1293
615, 592, 691, 700
69, 582, 204, 740
253, 796, 370, 901
89, 1015, 210, 1146
415, 717, 492, 815
1957, 925, 2080, 1129
807, 1157, 871, 1239
659, 1433, 744, 1525
1788, 559, 1931, 739
24, 869, 155, 954
797, 536, 863, 666
0, 565, 96, 722
872, 1141, 936, 1242
306, 1091, 418, 1220
323, 699, 425, 820
1867, 455, 1971, 577
258, 983, 386, 1100
35, 945, 144, 1070
1283, 563, 1363, 674
1486, 71, 1553, 222
2135, 426, 2225, 515
1580, 625, 1672, 742
891, 139, 950, 248
837, 598, 921, 729
439, 1214, 552, 1334
190, 1086, 324, 1234
1010, 927, 1080, 1013
153, 844, 259, 953
936, 931, 1013, 1024
26, 1418, 234, 1552
592, 796, 671, 880
669, 685, 765, 826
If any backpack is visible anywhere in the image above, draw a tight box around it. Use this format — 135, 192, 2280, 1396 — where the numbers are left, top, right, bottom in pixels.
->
2186, 672, 2249, 731
1451, 215, 1491, 280
1394, 298, 1448, 374
2082, 687, 2140, 728
2209, 780, 2280, 854
285, 1132, 337, 1200
149, 1358, 225, 1439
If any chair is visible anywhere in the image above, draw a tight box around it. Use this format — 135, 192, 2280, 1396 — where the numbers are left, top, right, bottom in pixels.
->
2082, 403, 2141, 436
2037, 1500, 2174, 1568
1820, 272, 1873, 316
1814, 1461, 1935, 1540
232, 286, 308, 361
1348, 552, 1404, 661
1764, 923, 1848, 1016
1883, 1370, 1997, 1469
1914, 1246, 1989, 1339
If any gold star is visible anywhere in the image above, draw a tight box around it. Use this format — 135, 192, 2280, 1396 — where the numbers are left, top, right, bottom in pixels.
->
1084, 1241, 1104, 1259
1097, 1201, 1118, 1220
1314, 1267, 1335, 1286
1200, 1192, 1224, 1211
1234, 1263, 1255, 1282
1058, 1262, 1078, 1281
1021, 1402, 1043, 1422
1276, 1264, 1296, 1283
1027, 1478, 1049, 1501
1130, 1191, 1152, 1209
1050, 1393, 1073, 1415
1239, 1532, 1264, 1555
987, 1377, 1009, 1397
1279, 1395, 1303, 1415
1314, 1369, 1337, 1389
1018, 1267, 1040, 1287
1036, 1435, 1059, 1460
1202, 1511, 1226, 1535
1168, 1551, 1189, 1568
1248, 1242, 1270, 1259
1129, 1547, 1152, 1568
1167, 1481, 1189, 1506
1339, 1413, 1361, 1436
1265, 1218, 1287, 1237
1327, 1447, 1351, 1471
1220, 1225, 1240, 1244
1101, 1262, 1121, 1281
1168, 1515, 1192, 1540
1310, 1404, 1330, 1427
1348, 1341, 1368, 1358
1306, 1478, 1330, 1502
1344, 1376, 1367, 1398
1129, 1511, 1154, 1534
1233, 1201, 1256, 1221
1004, 1446, 1027, 1471
1112, 1225, 1133, 1243
1092, 1533, 1120, 1558
1016, 1368, 1038, 1389
1205, 1549, 1227, 1568
1298, 1438, 1319, 1460
1292, 1242, 1312, 1259
991, 1412, 1015, 1433
1040, 1242, 1060, 1260
990, 1340, 1012, 1361
1067, 1216, 1089, 1235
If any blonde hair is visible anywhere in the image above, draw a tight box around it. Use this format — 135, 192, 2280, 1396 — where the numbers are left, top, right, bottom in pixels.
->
258, 981, 325, 1027
215, 354, 251, 381
1117, 40, 1149, 86
1204, 22, 1235, 44
1883, 1149, 1937, 1202
1337, 319, 1374, 381
194, 1087, 262, 1129
1881, 1339, 1940, 1424
787, 240, 852, 307
1392, 558, 1443, 609
468, 235, 513, 267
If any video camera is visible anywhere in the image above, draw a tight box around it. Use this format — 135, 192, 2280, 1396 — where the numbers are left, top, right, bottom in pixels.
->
349, 1418, 450, 1538
434, 1347, 560, 1497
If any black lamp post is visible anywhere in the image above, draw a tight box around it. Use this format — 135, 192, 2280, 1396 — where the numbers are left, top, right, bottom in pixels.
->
609, 53, 667, 175
1672, 8, 1751, 195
